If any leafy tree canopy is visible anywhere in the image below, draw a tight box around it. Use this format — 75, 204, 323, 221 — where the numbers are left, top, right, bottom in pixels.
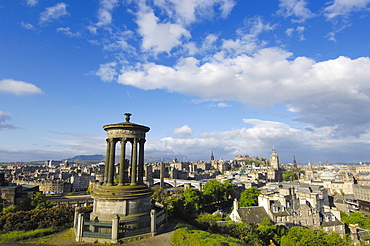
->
280, 227, 351, 246
282, 170, 297, 181
239, 187, 261, 207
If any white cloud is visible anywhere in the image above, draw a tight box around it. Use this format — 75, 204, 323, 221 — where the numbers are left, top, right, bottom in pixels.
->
0, 79, 43, 95
56, 27, 81, 37
46, 132, 105, 155
117, 48, 370, 136
152, 0, 236, 25
25, 0, 38, 7
136, 10, 191, 54
39, 3, 69, 25
221, 16, 275, 56
201, 34, 219, 51
324, 0, 370, 19
285, 26, 305, 40
245, 16, 276, 37
88, 0, 119, 34
101, 30, 136, 53
277, 0, 315, 22
285, 28, 295, 37
0, 112, 19, 130
218, 102, 231, 108
21, 22, 35, 30
145, 118, 370, 163
173, 125, 193, 137
95, 62, 118, 82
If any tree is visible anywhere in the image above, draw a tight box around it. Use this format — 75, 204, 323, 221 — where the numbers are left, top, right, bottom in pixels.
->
239, 187, 261, 207
341, 211, 370, 230
280, 227, 350, 246
282, 170, 297, 181
195, 213, 221, 231
280, 227, 326, 246
183, 188, 203, 210
257, 217, 277, 245
203, 180, 235, 204
31, 192, 53, 209
152, 186, 168, 204
325, 232, 352, 246
223, 180, 236, 200
203, 180, 225, 204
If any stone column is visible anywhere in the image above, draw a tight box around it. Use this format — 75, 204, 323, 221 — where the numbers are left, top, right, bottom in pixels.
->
107, 139, 116, 186
111, 215, 119, 243
130, 138, 138, 185
150, 209, 156, 236
137, 139, 145, 184
103, 139, 110, 184
75, 213, 84, 242
118, 138, 126, 186
73, 207, 78, 232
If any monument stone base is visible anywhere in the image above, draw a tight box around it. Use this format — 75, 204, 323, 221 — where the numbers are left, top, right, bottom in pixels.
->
90, 184, 153, 221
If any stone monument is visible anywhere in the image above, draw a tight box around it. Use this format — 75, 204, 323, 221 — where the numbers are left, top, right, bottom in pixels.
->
90, 113, 153, 221
75, 113, 169, 244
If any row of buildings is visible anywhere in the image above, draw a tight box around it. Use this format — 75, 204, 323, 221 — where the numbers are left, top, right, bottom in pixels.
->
2, 148, 370, 243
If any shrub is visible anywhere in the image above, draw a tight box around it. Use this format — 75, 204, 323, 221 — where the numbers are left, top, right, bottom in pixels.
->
170, 227, 245, 246
0, 206, 74, 232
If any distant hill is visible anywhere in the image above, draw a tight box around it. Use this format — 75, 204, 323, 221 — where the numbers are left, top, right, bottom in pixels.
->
66, 155, 170, 163
69, 155, 105, 161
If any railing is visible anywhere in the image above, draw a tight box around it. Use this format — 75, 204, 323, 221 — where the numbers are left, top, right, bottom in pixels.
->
118, 217, 151, 238
75, 206, 167, 241
156, 207, 167, 229
82, 218, 112, 239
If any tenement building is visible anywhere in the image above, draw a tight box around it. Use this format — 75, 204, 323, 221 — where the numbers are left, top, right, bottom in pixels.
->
353, 184, 370, 214
255, 183, 345, 235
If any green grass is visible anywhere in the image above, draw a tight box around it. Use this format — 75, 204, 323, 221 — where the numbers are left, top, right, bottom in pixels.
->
0, 228, 58, 243
170, 227, 245, 246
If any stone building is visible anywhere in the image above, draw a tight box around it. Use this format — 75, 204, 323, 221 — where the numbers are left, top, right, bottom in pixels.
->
13, 179, 72, 195
0, 184, 39, 206
255, 183, 345, 235
70, 173, 96, 191
230, 199, 270, 224
354, 173, 370, 185
353, 184, 370, 214
267, 149, 283, 182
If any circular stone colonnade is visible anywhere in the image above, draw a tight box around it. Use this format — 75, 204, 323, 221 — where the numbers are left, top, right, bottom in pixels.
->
90, 113, 153, 221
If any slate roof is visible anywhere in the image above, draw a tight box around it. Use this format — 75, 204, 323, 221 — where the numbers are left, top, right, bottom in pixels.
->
237, 206, 270, 224
321, 212, 344, 227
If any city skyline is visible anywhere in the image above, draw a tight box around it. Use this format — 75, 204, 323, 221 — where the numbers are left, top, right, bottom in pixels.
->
1, 0, 370, 163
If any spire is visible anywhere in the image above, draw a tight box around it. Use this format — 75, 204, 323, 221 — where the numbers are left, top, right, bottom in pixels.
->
293, 155, 299, 179
211, 150, 215, 161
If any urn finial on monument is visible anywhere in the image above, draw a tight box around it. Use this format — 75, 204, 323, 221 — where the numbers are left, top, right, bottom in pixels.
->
124, 113, 131, 122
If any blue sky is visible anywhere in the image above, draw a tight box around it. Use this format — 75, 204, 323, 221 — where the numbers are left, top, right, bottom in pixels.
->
1, 0, 370, 163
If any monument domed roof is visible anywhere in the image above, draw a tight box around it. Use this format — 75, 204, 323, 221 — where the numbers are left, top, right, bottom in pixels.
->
103, 113, 150, 132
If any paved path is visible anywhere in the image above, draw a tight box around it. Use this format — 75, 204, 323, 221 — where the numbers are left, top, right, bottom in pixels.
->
122, 222, 176, 246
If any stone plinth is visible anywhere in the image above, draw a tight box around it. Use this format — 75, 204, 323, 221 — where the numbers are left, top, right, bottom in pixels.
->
90, 184, 153, 221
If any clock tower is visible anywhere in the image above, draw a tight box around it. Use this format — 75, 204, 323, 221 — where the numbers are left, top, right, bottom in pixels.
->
270, 148, 279, 170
